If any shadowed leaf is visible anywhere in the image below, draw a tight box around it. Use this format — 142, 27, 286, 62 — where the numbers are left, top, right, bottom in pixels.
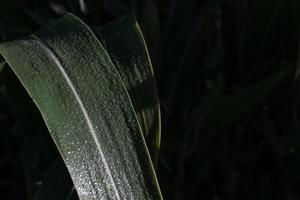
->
95, 15, 161, 167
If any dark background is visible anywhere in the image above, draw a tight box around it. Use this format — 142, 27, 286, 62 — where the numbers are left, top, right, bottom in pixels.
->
1, 0, 300, 199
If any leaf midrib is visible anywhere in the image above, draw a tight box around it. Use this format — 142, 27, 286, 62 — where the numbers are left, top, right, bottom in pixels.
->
29, 34, 122, 200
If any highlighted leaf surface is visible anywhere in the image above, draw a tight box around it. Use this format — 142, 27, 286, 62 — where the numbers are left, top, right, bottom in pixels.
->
0, 14, 162, 200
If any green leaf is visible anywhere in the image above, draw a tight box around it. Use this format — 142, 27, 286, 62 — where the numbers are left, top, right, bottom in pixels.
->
138, 0, 161, 68
0, 13, 162, 200
95, 15, 161, 167
192, 69, 289, 131
190, 69, 289, 160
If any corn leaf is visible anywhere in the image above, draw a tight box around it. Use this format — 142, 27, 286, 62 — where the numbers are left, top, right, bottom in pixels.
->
95, 15, 161, 167
0, 13, 162, 200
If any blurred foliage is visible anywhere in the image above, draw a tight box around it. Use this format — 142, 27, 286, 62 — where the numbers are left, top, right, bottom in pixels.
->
0, 0, 300, 199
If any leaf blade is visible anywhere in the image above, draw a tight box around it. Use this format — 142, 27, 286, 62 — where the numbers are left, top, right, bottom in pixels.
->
95, 15, 161, 167
0, 13, 162, 200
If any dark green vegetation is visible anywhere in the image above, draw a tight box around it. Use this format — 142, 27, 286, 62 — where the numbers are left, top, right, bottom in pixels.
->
0, 12, 163, 200
1, 0, 300, 199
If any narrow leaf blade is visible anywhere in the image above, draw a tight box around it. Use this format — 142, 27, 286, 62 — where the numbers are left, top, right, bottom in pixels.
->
0, 14, 162, 200
95, 15, 161, 167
